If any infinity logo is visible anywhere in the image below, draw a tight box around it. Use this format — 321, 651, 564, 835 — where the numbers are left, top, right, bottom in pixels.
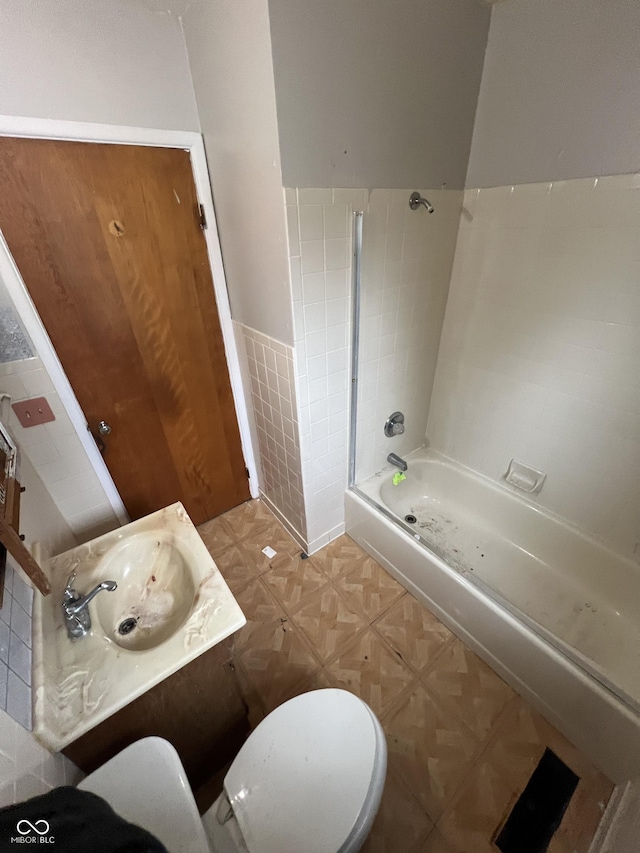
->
16, 820, 50, 836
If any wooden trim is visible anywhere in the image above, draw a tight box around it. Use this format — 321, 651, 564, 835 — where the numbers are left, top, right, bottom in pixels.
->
0, 115, 260, 507
0, 516, 50, 596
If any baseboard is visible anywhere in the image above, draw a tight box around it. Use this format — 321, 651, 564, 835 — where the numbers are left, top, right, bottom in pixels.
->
258, 490, 308, 553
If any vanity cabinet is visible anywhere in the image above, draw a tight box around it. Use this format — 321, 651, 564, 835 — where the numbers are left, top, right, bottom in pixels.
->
62, 636, 249, 798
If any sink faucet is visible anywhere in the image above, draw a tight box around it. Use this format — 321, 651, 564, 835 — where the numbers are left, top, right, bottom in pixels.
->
387, 453, 408, 472
62, 572, 117, 639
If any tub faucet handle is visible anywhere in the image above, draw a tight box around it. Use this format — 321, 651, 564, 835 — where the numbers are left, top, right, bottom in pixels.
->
384, 411, 405, 437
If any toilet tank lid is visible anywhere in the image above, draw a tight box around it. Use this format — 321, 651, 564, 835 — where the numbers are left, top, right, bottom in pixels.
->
224, 689, 386, 853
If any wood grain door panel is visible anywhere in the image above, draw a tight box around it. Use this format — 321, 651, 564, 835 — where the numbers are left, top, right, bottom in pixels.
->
0, 138, 250, 524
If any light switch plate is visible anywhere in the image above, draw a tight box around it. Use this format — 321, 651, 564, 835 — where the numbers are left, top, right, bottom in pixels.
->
12, 397, 55, 428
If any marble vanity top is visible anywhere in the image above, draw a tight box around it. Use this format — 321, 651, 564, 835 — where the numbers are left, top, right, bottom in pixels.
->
33, 503, 246, 752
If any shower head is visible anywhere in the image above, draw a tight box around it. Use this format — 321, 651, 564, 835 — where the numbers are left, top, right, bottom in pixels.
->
409, 191, 434, 213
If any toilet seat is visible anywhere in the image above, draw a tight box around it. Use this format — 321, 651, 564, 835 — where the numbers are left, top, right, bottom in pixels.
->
220, 689, 387, 853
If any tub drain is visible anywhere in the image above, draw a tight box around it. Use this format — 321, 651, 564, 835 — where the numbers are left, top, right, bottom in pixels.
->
404, 514, 417, 524
118, 617, 137, 636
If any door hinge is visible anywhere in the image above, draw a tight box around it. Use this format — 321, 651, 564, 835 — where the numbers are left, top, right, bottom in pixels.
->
245, 467, 250, 480
198, 204, 207, 230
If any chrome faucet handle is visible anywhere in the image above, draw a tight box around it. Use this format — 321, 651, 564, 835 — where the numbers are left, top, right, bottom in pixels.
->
384, 411, 405, 437
63, 571, 78, 600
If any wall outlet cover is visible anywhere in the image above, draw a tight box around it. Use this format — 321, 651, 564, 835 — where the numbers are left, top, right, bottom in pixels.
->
12, 397, 55, 428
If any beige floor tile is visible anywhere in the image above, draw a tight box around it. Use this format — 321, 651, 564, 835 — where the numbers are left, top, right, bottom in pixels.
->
423, 640, 515, 740
374, 595, 454, 676
437, 757, 517, 853
384, 684, 482, 822
221, 499, 274, 542
233, 577, 287, 650
491, 699, 613, 853
336, 556, 406, 621
235, 619, 319, 711
239, 522, 303, 563
309, 534, 367, 579
266, 668, 336, 714
290, 585, 368, 662
197, 515, 236, 557
419, 828, 463, 853
361, 769, 433, 853
262, 554, 330, 613
325, 629, 416, 718
438, 698, 614, 853
213, 544, 263, 592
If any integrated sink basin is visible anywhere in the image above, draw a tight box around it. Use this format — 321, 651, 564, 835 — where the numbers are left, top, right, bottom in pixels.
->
95, 531, 197, 651
33, 502, 246, 752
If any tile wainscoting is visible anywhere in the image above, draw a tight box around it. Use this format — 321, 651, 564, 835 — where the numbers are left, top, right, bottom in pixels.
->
428, 174, 640, 558
234, 322, 306, 544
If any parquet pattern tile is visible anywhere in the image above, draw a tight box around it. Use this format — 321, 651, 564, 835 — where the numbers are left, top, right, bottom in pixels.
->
238, 522, 302, 562
437, 759, 516, 853
290, 585, 368, 662
201, 501, 614, 853
235, 619, 319, 711
268, 668, 336, 715
309, 534, 367, 579
197, 515, 236, 557
220, 499, 274, 542
384, 684, 481, 821
420, 828, 462, 853
262, 555, 330, 612
438, 698, 614, 853
213, 544, 262, 592
492, 700, 613, 853
232, 577, 287, 649
336, 557, 406, 621
361, 769, 433, 853
374, 595, 454, 675
423, 640, 514, 739
325, 629, 416, 717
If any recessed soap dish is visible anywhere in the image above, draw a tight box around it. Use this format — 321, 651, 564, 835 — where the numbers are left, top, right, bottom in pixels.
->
504, 459, 546, 494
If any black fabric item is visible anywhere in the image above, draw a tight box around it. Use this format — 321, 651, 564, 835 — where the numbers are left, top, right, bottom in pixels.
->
0, 785, 168, 853
495, 748, 580, 853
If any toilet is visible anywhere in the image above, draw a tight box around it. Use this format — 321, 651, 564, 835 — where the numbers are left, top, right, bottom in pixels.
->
79, 688, 387, 853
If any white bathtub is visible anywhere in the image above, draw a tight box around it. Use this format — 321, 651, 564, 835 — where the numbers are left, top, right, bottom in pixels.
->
346, 448, 640, 782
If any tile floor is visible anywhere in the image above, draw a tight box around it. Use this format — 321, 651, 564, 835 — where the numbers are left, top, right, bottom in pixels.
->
198, 500, 615, 853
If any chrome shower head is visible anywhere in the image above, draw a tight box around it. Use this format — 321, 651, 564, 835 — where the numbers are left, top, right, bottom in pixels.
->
409, 191, 434, 213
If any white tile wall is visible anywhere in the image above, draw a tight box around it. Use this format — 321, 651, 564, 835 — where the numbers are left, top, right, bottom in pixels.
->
0, 357, 119, 542
427, 174, 640, 559
0, 456, 82, 802
355, 188, 463, 482
0, 704, 82, 807
285, 188, 366, 551
235, 323, 306, 541
0, 567, 33, 730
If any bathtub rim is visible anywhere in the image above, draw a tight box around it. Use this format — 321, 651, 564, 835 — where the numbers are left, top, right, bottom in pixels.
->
353, 446, 640, 715
345, 487, 640, 783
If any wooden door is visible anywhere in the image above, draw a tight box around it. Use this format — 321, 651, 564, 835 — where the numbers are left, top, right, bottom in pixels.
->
0, 138, 250, 525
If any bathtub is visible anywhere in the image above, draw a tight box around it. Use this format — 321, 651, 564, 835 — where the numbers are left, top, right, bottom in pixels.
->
346, 447, 640, 782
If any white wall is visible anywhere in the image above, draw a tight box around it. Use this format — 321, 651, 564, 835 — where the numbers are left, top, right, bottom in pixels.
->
467, 0, 640, 187
181, 0, 294, 345
269, 0, 490, 189
0, 456, 80, 804
427, 175, 640, 559
0, 0, 199, 131
356, 189, 462, 483
285, 189, 359, 551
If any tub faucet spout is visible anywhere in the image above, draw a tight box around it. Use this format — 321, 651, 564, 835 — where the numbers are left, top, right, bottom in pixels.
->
387, 453, 407, 472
